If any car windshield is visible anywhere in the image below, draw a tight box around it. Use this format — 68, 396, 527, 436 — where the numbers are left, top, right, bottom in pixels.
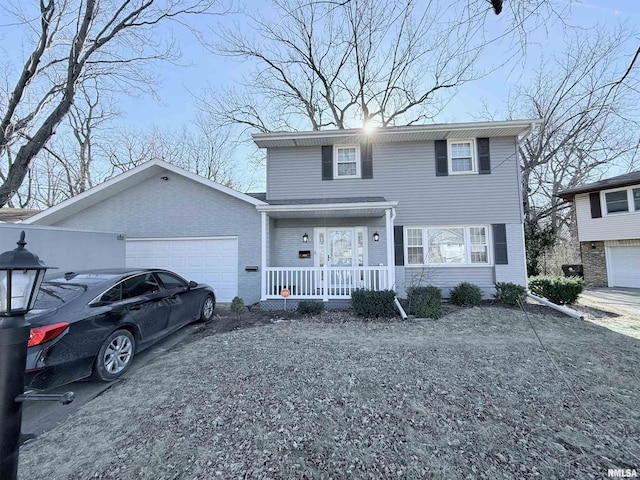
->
33, 283, 86, 309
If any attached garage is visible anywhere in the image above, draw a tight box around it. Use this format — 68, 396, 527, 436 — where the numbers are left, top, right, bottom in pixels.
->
126, 237, 239, 302
607, 246, 640, 288
24, 160, 265, 304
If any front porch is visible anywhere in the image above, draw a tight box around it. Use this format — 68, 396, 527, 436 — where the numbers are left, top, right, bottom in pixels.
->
257, 198, 398, 302
264, 265, 391, 300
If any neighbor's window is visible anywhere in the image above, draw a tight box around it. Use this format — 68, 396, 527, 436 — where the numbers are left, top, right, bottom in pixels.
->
448, 140, 476, 174
334, 145, 359, 178
406, 226, 490, 266
605, 190, 630, 214
634, 188, 640, 211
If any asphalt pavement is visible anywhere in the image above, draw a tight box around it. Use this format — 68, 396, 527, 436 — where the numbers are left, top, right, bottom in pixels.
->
20, 323, 198, 444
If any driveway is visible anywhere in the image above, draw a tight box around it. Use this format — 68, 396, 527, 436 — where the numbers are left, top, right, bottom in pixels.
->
580, 287, 640, 317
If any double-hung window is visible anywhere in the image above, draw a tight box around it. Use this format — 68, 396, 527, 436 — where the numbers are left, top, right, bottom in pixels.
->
448, 140, 476, 174
334, 145, 360, 178
406, 226, 490, 266
602, 186, 640, 215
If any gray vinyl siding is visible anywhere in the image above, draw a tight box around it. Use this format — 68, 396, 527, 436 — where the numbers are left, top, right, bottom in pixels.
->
43, 173, 262, 303
494, 223, 527, 287
401, 266, 495, 298
266, 137, 522, 225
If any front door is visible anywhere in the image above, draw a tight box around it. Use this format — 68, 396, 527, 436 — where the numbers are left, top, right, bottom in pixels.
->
315, 227, 367, 293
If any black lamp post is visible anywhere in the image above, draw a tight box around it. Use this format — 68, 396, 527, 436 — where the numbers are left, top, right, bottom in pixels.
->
0, 232, 49, 479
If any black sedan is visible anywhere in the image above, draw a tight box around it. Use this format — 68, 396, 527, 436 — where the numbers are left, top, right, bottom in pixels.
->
24, 268, 215, 390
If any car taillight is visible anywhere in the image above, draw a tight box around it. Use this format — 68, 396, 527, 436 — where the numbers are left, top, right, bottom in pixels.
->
28, 323, 70, 347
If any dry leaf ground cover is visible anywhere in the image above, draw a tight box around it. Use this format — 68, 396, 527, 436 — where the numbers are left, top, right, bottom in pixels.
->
18, 306, 640, 479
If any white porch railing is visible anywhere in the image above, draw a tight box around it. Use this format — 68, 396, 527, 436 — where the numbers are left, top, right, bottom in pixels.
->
263, 266, 390, 300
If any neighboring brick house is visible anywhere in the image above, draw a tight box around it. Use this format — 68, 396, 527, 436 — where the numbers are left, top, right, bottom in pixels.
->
558, 171, 640, 288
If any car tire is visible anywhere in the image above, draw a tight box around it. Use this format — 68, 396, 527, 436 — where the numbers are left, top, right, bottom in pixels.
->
93, 330, 136, 382
200, 294, 215, 322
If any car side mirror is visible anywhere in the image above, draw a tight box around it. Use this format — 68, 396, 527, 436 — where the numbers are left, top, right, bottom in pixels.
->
188, 281, 198, 289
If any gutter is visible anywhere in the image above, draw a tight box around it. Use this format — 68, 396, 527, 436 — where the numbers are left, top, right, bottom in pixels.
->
527, 293, 584, 320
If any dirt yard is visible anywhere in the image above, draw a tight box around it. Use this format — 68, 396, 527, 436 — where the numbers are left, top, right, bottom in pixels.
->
18, 304, 640, 479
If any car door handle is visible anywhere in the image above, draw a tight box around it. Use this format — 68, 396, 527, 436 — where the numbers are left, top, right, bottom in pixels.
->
129, 305, 141, 311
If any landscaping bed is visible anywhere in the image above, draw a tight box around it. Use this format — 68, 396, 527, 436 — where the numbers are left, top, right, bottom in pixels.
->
18, 306, 639, 479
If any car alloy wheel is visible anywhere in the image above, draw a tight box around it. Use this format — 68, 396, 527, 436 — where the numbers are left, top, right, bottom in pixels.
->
200, 294, 215, 322
94, 329, 136, 381
104, 334, 133, 374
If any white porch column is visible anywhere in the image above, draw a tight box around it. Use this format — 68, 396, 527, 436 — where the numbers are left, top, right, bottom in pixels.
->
386, 207, 396, 290
260, 211, 267, 301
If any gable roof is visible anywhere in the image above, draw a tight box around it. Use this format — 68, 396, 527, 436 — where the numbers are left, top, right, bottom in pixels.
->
557, 171, 640, 201
252, 119, 541, 148
24, 160, 266, 225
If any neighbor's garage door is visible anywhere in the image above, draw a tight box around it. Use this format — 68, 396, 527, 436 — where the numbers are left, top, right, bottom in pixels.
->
607, 246, 640, 288
126, 237, 238, 302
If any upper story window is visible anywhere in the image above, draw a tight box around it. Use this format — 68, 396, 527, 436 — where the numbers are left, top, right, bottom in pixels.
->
334, 145, 360, 178
405, 226, 490, 266
602, 186, 640, 215
448, 140, 476, 174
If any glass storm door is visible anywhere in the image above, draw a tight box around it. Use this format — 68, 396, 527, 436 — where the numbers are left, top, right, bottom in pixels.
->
329, 230, 353, 267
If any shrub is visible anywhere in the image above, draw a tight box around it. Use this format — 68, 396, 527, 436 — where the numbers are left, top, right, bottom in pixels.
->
351, 289, 397, 318
449, 282, 482, 306
494, 282, 527, 306
407, 286, 442, 319
230, 296, 245, 317
528, 276, 584, 305
297, 300, 325, 315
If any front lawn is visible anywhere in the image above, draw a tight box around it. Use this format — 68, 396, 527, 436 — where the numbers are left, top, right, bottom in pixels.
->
18, 307, 640, 479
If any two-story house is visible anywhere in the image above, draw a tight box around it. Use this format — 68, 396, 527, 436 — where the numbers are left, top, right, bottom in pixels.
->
558, 171, 640, 288
22, 120, 539, 308
253, 120, 538, 307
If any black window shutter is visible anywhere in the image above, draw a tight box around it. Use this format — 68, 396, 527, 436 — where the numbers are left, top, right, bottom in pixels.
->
478, 138, 491, 174
492, 224, 508, 265
589, 192, 602, 218
321, 146, 333, 181
361, 143, 373, 179
434, 140, 448, 176
394, 225, 404, 266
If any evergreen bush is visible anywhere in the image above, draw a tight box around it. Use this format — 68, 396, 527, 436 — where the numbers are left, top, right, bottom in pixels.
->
351, 289, 397, 318
449, 282, 482, 306
528, 276, 584, 305
407, 286, 442, 318
494, 282, 527, 306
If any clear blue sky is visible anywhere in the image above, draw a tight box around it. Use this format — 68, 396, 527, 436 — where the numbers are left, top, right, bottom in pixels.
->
121, 0, 640, 128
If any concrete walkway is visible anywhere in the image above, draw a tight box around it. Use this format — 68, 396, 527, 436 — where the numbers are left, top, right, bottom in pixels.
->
580, 287, 640, 318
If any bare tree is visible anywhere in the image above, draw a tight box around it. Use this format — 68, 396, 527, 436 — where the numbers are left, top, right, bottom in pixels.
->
105, 120, 241, 188
503, 26, 640, 273
515, 26, 640, 231
0, 0, 226, 208
203, 0, 559, 132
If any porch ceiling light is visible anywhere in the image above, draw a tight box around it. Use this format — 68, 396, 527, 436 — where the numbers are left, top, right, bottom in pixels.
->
302, 232, 309, 243
373, 231, 380, 242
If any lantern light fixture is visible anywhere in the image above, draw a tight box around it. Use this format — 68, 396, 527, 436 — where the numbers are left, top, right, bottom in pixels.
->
0, 231, 50, 316
373, 231, 380, 242
302, 232, 309, 243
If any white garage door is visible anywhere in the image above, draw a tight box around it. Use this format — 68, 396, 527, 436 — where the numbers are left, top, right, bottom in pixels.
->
607, 246, 640, 288
126, 237, 238, 302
